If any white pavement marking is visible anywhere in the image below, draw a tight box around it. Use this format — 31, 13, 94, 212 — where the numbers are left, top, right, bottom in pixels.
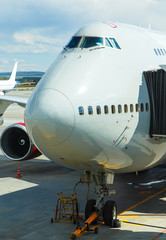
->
0, 177, 38, 196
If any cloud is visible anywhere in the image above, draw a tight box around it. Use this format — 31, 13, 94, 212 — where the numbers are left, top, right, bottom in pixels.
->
0, 43, 62, 55
0, 58, 17, 72
0, 14, 68, 62
0, 0, 165, 31
0, 28, 65, 56
0, 0, 166, 71
13, 29, 63, 46
0, 0, 165, 35
0, 59, 9, 64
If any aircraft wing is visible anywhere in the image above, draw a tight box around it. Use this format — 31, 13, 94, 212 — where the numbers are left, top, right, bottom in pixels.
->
0, 95, 27, 125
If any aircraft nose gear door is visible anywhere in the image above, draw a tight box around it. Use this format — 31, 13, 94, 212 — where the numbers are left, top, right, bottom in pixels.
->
144, 69, 166, 137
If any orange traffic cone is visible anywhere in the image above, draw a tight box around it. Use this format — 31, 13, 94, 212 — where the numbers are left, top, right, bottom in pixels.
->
16, 166, 22, 178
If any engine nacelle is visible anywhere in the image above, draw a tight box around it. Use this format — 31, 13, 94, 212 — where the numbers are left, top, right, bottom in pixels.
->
0, 123, 41, 161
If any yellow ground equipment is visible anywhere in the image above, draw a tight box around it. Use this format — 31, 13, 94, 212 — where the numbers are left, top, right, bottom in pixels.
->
51, 181, 90, 223
51, 192, 80, 223
69, 212, 100, 240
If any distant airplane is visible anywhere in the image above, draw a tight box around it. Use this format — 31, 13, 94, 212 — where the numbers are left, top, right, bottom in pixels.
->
0, 62, 18, 94
0, 21, 166, 230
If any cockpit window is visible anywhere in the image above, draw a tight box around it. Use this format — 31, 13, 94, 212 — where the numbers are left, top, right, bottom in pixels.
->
66, 36, 81, 48
65, 36, 121, 50
105, 38, 121, 49
80, 37, 103, 48
109, 38, 121, 49
105, 38, 113, 48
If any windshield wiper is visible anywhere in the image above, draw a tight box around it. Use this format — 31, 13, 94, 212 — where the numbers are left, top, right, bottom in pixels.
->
89, 46, 105, 51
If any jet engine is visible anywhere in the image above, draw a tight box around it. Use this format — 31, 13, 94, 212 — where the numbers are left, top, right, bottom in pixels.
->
0, 123, 41, 161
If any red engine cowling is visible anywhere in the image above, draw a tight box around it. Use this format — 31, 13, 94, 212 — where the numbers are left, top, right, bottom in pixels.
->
0, 123, 41, 161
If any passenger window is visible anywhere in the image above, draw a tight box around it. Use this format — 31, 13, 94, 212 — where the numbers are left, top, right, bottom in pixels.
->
105, 38, 113, 48
118, 105, 122, 113
78, 106, 84, 115
141, 103, 144, 112
124, 104, 128, 113
135, 104, 139, 112
154, 49, 158, 55
130, 104, 133, 112
109, 38, 121, 49
88, 106, 93, 115
157, 49, 161, 55
160, 49, 164, 55
111, 105, 116, 114
146, 103, 149, 112
96, 105, 101, 114
104, 105, 109, 114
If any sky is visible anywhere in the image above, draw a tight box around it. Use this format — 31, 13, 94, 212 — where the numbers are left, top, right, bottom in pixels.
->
0, 0, 166, 72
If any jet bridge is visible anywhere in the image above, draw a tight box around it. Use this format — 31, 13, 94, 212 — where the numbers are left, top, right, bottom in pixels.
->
144, 69, 166, 137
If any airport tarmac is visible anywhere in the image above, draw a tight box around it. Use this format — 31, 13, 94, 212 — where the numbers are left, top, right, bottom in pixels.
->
0, 90, 166, 240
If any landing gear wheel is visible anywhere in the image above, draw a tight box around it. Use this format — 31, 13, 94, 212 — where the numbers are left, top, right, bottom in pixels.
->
85, 199, 98, 224
113, 219, 121, 228
94, 227, 98, 234
70, 233, 77, 240
85, 199, 96, 220
103, 200, 117, 227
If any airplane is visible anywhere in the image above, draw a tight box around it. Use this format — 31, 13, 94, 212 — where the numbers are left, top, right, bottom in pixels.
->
0, 62, 18, 95
0, 21, 166, 228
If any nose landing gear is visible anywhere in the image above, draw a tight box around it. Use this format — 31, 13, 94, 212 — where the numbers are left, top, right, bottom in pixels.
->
88, 171, 120, 228
69, 171, 121, 239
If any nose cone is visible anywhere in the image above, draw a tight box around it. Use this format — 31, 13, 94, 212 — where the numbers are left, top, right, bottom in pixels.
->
25, 89, 75, 150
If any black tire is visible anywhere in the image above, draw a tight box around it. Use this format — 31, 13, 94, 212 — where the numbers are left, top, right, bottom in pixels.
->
94, 227, 98, 234
70, 234, 77, 240
85, 199, 98, 224
85, 199, 96, 220
103, 200, 117, 227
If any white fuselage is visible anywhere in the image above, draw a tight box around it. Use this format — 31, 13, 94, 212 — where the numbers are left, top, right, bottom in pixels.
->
0, 81, 16, 92
0, 62, 18, 94
25, 22, 166, 174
